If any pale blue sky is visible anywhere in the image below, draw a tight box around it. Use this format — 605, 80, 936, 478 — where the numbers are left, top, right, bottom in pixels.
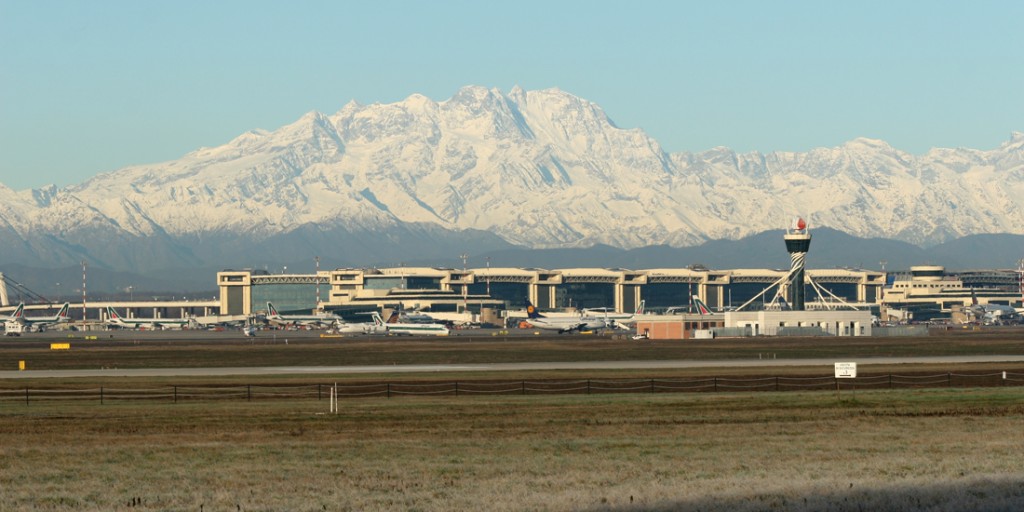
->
1, 0, 1021, 190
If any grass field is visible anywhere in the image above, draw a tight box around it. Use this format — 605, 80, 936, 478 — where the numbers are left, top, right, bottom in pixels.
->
3, 330, 1024, 510
1, 388, 1023, 511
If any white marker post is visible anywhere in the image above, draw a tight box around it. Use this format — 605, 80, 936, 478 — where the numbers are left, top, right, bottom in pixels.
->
834, 362, 857, 400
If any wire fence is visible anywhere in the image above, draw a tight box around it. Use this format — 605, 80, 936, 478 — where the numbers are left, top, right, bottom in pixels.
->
1, 372, 1023, 405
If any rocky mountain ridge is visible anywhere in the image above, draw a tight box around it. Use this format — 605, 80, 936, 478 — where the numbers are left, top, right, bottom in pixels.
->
1, 86, 1022, 273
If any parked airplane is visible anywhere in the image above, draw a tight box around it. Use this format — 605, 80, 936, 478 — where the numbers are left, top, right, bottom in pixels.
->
692, 295, 712, 315
330, 312, 388, 335
5, 302, 71, 332
967, 290, 1020, 324
105, 306, 194, 329
266, 302, 341, 327
524, 299, 608, 333
584, 300, 645, 328
397, 307, 438, 324
384, 311, 450, 336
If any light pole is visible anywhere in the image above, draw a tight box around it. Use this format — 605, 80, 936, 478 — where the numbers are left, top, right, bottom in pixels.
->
460, 253, 468, 313
81, 261, 87, 324
128, 285, 133, 302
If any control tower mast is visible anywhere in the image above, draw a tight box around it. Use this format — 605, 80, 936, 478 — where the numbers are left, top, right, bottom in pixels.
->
0, 272, 8, 307
783, 217, 812, 310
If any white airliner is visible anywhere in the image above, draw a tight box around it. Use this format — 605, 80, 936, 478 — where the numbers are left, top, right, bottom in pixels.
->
106, 306, 194, 329
266, 302, 342, 327
330, 312, 388, 335
692, 295, 712, 315
583, 300, 646, 328
5, 302, 71, 332
383, 311, 450, 336
966, 290, 1020, 325
524, 299, 608, 333
397, 308, 438, 324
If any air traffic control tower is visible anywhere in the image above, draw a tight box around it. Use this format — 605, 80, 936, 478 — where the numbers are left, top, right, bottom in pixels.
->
784, 218, 812, 310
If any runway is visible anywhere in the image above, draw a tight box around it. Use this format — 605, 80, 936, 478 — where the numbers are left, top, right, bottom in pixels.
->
4, 355, 1024, 379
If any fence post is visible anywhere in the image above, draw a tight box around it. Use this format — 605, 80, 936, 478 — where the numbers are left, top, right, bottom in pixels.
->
455, 381, 459, 397
889, 374, 892, 389
100, 386, 104, 405
174, 386, 177, 403
25, 387, 29, 406
586, 380, 590, 395
247, 385, 251, 401
947, 372, 952, 387
318, 384, 322, 401
522, 380, 526, 395
650, 379, 654, 393
775, 377, 779, 392
387, 383, 391, 399
714, 377, 718, 392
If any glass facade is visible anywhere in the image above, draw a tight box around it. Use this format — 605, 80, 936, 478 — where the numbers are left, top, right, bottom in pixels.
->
467, 282, 529, 307
621, 284, 639, 313
364, 277, 404, 290
251, 284, 318, 314
554, 283, 615, 309
808, 282, 859, 302
642, 283, 699, 311
406, 277, 442, 289
226, 287, 244, 316
724, 282, 782, 309
363, 276, 442, 291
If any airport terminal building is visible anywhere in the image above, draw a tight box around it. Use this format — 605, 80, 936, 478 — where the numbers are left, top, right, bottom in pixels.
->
217, 266, 887, 318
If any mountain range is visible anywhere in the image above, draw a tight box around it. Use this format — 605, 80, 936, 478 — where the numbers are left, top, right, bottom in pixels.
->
2, 85, 1023, 292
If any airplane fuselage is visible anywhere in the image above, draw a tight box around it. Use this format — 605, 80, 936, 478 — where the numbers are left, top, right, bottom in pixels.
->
385, 322, 450, 336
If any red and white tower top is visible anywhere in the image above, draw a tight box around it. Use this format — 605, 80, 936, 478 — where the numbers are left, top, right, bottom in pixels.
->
789, 216, 808, 234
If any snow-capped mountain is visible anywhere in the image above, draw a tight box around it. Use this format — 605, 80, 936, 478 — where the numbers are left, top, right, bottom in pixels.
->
2, 85, 1023, 272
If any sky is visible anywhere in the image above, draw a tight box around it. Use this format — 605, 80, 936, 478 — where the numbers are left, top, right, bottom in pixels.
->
1, 0, 1022, 191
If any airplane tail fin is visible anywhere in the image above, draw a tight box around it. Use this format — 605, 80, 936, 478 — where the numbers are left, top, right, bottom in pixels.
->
267, 302, 278, 316
107, 306, 121, 321
635, 300, 645, 315
525, 298, 542, 319
57, 302, 70, 320
10, 303, 24, 320
371, 312, 384, 326
692, 295, 711, 315
386, 311, 399, 324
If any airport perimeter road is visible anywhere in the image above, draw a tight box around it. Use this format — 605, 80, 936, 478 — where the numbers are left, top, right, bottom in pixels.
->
4, 355, 1024, 379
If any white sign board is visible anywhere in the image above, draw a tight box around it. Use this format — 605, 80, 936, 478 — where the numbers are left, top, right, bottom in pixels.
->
834, 362, 857, 379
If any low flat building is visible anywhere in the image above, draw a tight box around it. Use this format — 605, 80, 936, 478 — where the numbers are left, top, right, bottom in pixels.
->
724, 310, 873, 337
635, 315, 725, 340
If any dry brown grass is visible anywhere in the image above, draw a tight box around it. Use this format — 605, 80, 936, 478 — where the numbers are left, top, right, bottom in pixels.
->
1, 387, 1023, 511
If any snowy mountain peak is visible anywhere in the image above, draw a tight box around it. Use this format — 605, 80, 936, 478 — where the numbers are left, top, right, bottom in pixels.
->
1004, 131, 1024, 150
841, 137, 895, 152
2, 86, 1023, 274
227, 129, 270, 147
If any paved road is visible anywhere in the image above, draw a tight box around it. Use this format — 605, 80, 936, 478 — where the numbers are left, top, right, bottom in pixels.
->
3, 355, 1024, 379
